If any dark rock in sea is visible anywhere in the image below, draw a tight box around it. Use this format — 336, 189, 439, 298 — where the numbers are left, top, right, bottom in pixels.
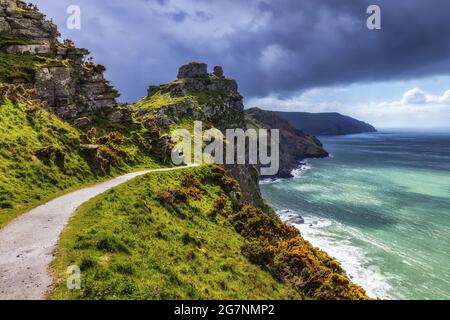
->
288, 217, 305, 225
275, 111, 377, 136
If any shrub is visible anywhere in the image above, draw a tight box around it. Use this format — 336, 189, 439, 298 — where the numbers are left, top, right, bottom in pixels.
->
228, 205, 368, 300
220, 176, 239, 193
209, 197, 226, 219
35, 146, 65, 168
114, 263, 135, 275
156, 189, 188, 205
180, 175, 204, 200
80, 257, 96, 271
0, 201, 14, 209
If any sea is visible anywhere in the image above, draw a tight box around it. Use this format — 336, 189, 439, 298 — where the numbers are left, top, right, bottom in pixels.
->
260, 130, 450, 300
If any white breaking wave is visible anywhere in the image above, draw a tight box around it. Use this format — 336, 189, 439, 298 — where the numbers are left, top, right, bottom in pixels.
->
291, 162, 312, 178
259, 162, 312, 185
277, 209, 393, 299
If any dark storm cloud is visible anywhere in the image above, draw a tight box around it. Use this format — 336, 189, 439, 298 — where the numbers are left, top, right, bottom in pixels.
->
32, 0, 450, 102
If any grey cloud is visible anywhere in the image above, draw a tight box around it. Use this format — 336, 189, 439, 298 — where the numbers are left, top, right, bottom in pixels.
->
32, 0, 450, 103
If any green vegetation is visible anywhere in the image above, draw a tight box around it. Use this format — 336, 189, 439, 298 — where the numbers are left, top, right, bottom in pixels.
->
230, 205, 367, 300
48, 165, 367, 300
0, 99, 93, 227
0, 96, 161, 228
133, 90, 224, 113
48, 166, 299, 299
0, 33, 57, 83
0, 52, 40, 83
0, 32, 74, 83
133, 77, 238, 112
134, 91, 192, 111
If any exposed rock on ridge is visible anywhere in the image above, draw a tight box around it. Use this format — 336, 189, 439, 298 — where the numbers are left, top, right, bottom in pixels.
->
136, 62, 261, 206
142, 62, 243, 131
0, 0, 127, 123
275, 111, 377, 136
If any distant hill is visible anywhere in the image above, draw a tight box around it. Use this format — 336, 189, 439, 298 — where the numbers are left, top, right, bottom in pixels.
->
245, 108, 328, 178
275, 112, 377, 136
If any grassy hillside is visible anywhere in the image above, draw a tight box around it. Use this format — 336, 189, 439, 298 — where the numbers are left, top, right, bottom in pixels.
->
48, 166, 299, 299
0, 99, 92, 227
0, 96, 160, 228
48, 165, 367, 300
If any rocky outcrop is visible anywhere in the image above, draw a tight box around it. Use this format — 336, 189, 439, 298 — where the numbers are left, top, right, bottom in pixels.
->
144, 63, 243, 131
138, 63, 326, 203
246, 108, 329, 178
0, 0, 57, 55
0, 0, 125, 124
213, 66, 224, 78
137, 63, 262, 205
177, 62, 208, 79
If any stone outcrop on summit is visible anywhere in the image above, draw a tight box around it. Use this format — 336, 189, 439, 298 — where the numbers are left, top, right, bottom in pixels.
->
136, 63, 261, 205
0, 0, 127, 124
177, 62, 208, 79
142, 62, 243, 131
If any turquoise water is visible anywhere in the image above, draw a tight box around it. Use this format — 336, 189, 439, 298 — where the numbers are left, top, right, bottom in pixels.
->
260, 131, 450, 300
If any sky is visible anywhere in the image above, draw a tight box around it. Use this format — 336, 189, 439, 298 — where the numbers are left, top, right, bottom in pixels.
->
32, 0, 450, 129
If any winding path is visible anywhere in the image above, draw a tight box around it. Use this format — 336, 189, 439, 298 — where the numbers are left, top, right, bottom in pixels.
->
0, 165, 195, 300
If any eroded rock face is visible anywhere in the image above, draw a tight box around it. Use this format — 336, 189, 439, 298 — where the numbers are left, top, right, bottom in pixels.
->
139, 62, 264, 207
0, 0, 123, 122
213, 66, 224, 78
0, 0, 57, 55
177, 62, 208, 79
245, 108, 329, 178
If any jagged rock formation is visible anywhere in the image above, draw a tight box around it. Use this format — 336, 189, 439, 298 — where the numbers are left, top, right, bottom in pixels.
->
213, 65, 224, 78
0, 0, 57, 54
0, 0, 128, 124
142, 63, 243, 131
246, 108, 329, 178
136, 63, 262, 205
177, 62, 208, 79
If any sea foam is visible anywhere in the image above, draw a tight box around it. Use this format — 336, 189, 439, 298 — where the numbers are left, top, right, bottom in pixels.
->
277, 209, 393, 299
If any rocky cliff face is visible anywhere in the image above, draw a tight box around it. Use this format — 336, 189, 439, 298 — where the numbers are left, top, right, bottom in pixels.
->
246, 108, 329, 178
141, 63, 244, 130
0, 0, 128, 125
135, 62, 264, 206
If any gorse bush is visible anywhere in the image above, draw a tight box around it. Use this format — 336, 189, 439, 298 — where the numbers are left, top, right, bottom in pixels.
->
230, 205, 367, 300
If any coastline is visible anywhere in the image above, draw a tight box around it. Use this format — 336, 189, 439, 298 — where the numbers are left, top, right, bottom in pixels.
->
260, 162, 392, 299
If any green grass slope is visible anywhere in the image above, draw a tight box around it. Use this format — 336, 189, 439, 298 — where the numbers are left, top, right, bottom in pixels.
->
48, 166, 299, 299
0, 97, 160, 228
0, 99, 95, 227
